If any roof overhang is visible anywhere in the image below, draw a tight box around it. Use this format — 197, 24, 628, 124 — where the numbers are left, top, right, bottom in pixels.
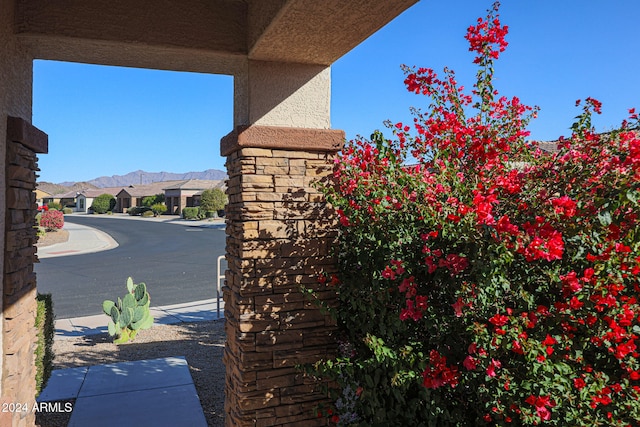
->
15, 0, 418, 74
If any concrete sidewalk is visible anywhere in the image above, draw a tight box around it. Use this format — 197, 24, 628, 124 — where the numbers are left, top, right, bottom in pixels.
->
38, 357, 208, 427
36, 216, 224, 426
37, 221, 119, 259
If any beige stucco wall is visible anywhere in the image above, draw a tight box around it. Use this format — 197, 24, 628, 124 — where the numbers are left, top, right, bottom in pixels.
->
234, 60, 331, 128
0, 1, 34, 400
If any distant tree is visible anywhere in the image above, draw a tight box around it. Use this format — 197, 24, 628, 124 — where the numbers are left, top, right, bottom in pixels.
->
200, 188, 227, 212
91, 194, 116, 214
142, 193, 165, 207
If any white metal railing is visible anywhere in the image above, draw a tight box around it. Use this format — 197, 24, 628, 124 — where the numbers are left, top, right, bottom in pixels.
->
216, 255, 226, 318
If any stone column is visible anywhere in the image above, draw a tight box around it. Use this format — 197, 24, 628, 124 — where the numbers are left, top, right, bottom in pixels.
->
223, 59, 345, 426
1, 2, 37, 425
4, 117, 47, 427
221, 125, 343, 426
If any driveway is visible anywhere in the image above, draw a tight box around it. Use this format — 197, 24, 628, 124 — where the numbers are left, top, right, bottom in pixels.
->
35, 215, 227, 319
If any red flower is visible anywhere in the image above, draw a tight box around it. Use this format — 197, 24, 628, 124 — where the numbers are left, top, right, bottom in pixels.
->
452, 297, 465, 317
486, 358, 501, 377
573, 377, 586, 390
525, 395, 555, 421
489, 313, 509, 327
463, 355, 478, 371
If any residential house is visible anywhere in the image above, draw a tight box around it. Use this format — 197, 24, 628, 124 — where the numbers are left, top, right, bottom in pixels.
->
75, 188, 123, 213
164, 179, 225, 215
34, 188, 53, 208
116, 181, 182, 213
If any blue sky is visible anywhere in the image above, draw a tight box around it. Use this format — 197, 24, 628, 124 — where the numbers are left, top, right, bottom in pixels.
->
34, 1, 640, 183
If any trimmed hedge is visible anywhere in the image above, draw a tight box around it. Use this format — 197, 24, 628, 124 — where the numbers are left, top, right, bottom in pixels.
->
35, 294, 55, 396
182, 207, 201, 220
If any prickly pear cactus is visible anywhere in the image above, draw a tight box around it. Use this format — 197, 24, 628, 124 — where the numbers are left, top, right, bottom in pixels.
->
103, 277, 154, 344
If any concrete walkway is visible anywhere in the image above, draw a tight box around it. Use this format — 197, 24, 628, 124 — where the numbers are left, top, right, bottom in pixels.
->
36, 216, 224, 426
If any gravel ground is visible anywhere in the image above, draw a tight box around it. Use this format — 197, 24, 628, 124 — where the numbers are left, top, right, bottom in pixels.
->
36, 319, 226, 427
36, 229, 70, 247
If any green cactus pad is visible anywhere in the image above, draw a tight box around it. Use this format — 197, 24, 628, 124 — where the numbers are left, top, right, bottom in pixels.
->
132, 313, 153, 331
121, 307, 134, 326
126, 277, 135, 293
107, 320, 117, 336
102, 300, 115, 315
133, 306, 145, 323
122, 293, 136, 310
110, 306, 120, 324
137, 293, 149, 307
134, 283, 147, 301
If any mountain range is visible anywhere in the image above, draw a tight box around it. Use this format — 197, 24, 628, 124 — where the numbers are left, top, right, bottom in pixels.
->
40, 169, 227, 195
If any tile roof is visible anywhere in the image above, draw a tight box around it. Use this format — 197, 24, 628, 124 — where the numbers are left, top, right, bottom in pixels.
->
162, 179, 225, 190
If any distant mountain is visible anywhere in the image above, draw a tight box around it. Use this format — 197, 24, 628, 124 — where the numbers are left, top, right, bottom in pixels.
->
38, 181, 99, 195
60, 169, 228, 189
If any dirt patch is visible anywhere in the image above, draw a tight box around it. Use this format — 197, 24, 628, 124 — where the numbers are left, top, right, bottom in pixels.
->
36, 230, 70, 247
36, 320, 226, 427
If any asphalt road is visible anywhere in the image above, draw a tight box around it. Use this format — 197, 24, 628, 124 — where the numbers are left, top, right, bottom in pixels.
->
35, 216, 227, 319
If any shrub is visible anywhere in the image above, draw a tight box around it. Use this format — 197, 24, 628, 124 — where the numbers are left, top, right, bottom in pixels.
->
310, 4, 640, 426
62, 207, 73, 214
127, 206, 151, 216
46, 202, 62, 211
35, 294, 54, 396
200, 188, 227, 212
40, 210, 64, 231
150, 203, 167, 216
142, 193, 165, 207
142, 210, 155, 217
182, 207, 201, 220
91, 194, 116, 214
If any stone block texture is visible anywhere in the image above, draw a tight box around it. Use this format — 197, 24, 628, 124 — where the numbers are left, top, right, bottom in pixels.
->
3, 117, 47, 427
223, 126, 343, 426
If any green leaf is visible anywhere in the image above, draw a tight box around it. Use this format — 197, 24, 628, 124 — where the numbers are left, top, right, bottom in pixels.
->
626, 189, 639, 205
597, 210, 612, 226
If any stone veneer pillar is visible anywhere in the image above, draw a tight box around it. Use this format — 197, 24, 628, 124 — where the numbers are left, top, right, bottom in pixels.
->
221, 125, 343, 426
4, 117, 47, 427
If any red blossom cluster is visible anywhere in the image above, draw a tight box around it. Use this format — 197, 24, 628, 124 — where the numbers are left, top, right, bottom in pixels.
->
464, 2, 509, 63
422, 350, 460, 389
40, 209, 64, 231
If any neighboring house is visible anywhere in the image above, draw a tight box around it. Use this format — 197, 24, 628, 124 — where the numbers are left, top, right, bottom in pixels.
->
75, 188, 122, 213
116, 181, 183, 213
55, 190, 82, 209
35, 188, 53, 208
164, 179, 225, 215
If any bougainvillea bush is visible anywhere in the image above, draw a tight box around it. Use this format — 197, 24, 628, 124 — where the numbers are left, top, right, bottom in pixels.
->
40, 209, 64, 231
311, 3, 640, 426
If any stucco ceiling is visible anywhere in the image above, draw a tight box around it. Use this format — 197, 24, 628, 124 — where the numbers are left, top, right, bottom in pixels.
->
15, 0, 418, 75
